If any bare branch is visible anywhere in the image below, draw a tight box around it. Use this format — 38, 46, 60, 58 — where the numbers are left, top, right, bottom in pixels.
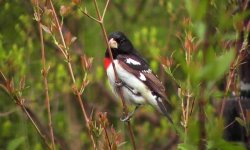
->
91, 0, 137, 149
0, 69, 53, 149
46, 0, 97, 149
21, 105, 52, 150
34, 0, 56, 148
99, 112, 112, 150
48, 0, 76, 83
0, 108, 17, 117
81, 9, 101, 23
101, 0, 110, 21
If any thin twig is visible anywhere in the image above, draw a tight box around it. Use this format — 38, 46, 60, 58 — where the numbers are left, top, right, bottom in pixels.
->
103, 126, 112, 149
189, 98, 195, 116
47, 0, 97, 149
75, 91, 96, 148
99, 113, 112, 150
81, 10, 101, 23
220, 36, 245, 117
48, 0, 76, 84
182, 35, 193, 137
49, 0, 66, 49
198, 94, 206, 150
87, 0, 137, 149
35, 0, 56, 148
237, 96, 246, 122
224, 120, 236, 130
184, 91, 191, 133
57, 44, 68, 58
0, 108, 17, 117
220, 0, 250, 117
101, 0, 110, 21
180, 96, 186, 130
0, 70, 53, 149
21, 104, 52, 150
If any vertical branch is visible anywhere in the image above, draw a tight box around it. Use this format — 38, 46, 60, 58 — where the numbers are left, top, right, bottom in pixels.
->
182, 31, 194, 136
92, 0, 137, 149
219, 30, 245, 117
75, 91, 98, 150
198, 90, 206, 150
48, 0, 76, 84
184, 92, 191, 134
102, 124, 112, 150
35, 1, 56, 149
101, 0, 110, 20
220, 0, 249, 118
99, 113, 112, 150
46, 0, 97, 149
82, 0, 136, 148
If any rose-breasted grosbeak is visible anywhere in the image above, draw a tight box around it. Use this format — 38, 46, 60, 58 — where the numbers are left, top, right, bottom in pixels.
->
104, 31, 173, 123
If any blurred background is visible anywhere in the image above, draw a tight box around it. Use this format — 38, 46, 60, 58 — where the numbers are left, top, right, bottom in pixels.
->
0, 0, 249, 149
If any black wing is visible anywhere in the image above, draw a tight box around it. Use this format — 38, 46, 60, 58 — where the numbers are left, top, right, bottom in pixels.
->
117, 54, 173, 123
117, 54, 167, 99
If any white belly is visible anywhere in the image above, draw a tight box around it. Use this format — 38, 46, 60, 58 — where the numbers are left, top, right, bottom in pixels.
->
106, 60, 159, 108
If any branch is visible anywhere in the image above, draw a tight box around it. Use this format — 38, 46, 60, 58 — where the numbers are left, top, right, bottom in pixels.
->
0, 72, 52, 149
34, 1, 56, 149
101, 0, 110, 21
198, 89, 206, 150
46, 0, 97, 149
21, 104, 52, 150
99, 112, 112, 150
220, 28, 246, 117
82, 0, 137, 149
81, 9, 101, 23
0, 108, 17, 117
24, 105, 69, 150
48, 0, 76, 83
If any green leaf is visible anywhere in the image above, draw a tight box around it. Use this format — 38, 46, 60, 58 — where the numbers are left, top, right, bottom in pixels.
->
7, 136, 26, 150
235, 117, 245, 127
198, 49, 234, 81
194, 21, 206, 41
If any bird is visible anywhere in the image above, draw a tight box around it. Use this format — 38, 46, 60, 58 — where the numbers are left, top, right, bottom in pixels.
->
104, 31, 173, 123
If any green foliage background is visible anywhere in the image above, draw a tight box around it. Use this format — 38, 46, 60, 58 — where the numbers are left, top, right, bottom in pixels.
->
0, 0, 247, 149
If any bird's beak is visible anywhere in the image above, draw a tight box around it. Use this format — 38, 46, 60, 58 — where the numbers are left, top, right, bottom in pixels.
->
108, 38, 118, 49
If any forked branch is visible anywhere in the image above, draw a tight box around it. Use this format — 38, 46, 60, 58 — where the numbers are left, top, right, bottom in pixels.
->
81, 0, 136, 149
45, 0, 97, 149
0, 71, 52, 150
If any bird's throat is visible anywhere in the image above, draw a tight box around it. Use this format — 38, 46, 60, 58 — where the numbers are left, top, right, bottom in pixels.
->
104, 57, 112, 70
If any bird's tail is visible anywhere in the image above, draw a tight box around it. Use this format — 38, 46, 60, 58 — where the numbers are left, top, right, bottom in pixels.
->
155, 98, 174, 124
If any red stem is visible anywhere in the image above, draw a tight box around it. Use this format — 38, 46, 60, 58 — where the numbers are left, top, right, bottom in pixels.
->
35, 1, 56, 149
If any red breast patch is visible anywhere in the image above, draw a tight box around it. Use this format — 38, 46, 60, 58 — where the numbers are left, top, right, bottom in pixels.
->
104, 58, 112, 70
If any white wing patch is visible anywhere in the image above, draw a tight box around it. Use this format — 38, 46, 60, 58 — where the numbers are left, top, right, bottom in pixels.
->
126, 58, 141, 65
139, 73, 146, 81
241, 81, 250, 91
142, 69, 152, 73
152, 94, 162, 102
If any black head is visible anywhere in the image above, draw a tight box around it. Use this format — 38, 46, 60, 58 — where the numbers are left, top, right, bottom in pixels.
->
105, 31, 134, 58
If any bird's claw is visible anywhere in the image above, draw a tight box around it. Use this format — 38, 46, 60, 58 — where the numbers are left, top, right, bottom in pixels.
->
120, 105, 140, 122
120, 111, 135, 122
120, 114, 132, 122
115, 80, 123, 87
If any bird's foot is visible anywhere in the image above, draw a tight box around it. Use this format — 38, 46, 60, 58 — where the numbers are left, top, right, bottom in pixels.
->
120, 112, 133, 122
120, 105, 139, 122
